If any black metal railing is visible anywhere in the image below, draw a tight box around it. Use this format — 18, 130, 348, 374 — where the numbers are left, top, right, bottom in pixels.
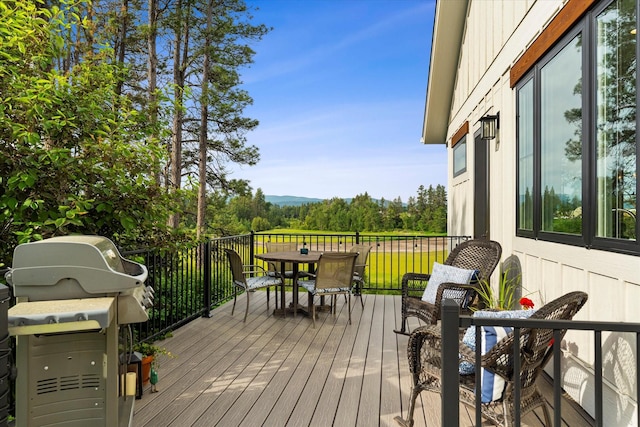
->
440, 300, 640, 427
123, 233, 254, 343
253, 232, 468, 291
0, 233, 465, 344
124, 232, 466, 342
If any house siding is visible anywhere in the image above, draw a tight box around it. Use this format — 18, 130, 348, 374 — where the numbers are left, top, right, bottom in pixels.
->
437, 0, 640, 423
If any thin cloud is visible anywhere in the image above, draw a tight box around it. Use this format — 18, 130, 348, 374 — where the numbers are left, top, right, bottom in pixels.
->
234, 0, 443, 201
244, 1, 433, 84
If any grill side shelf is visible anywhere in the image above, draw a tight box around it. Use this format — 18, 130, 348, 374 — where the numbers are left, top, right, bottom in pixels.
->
8, 297, 115, 336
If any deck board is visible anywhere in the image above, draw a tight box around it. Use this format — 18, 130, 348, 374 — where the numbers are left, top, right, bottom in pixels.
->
358, 294, 384, 426
133, 292, 592, 427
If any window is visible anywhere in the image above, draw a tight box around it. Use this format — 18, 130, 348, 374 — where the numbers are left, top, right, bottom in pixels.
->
595, 0, 637, 241
540, 33, 583, 235
453, 135, 467, 177
516, 0, 638, 253
517, 79, 534, 231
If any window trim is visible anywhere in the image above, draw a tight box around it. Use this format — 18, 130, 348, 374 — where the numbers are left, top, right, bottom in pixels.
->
511, 0, 597, 88
451, 121, 469, 147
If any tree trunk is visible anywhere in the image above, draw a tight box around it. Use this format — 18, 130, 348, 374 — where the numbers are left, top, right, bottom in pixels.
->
115, 0, 128, 97
147, 0, 160, 185
168, 0, 186, 229
197, 0, 213, 239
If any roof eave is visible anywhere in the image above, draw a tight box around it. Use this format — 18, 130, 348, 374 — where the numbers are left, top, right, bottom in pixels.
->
422, 0, 468, 145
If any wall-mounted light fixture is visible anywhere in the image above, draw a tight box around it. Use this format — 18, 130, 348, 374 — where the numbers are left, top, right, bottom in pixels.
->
479, 112, 500, 140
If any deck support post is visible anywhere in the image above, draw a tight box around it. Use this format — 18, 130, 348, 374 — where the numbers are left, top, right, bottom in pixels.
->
441, 298, 460, 427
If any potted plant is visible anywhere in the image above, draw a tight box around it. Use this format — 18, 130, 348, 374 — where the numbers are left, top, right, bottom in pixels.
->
474, 267, 540, 312
475, 268, 520, 311
133, 342, 171, 386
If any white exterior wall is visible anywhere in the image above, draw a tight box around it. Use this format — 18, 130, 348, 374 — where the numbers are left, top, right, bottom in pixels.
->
444, 0, 639, 424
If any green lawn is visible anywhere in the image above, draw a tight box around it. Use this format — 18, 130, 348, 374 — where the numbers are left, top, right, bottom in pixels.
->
253, 230, 449, 291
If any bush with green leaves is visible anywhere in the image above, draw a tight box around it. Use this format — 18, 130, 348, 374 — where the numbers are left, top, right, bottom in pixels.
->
0, 0, 181, 263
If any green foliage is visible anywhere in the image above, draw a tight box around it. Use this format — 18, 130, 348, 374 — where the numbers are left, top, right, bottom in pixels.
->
552, 217, 582, 234
251, 216, 271, 232
0, 0, 181, 263
133, 341, 173, 369
133, 342, 167, 357
475, 269, 521, 311
222, 185, 447, 235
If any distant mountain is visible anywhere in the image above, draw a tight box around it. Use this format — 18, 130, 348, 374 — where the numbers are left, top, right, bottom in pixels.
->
266, 195, 402, 207
266, 195, 324, 206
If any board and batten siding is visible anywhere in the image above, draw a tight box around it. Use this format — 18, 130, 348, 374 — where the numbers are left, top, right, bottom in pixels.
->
440, 0, 639, 424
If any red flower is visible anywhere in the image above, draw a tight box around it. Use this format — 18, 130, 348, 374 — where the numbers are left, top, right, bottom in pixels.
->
519, 297, 535, 309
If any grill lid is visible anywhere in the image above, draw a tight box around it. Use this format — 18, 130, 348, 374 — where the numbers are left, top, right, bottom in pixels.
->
7, 236, 148, 301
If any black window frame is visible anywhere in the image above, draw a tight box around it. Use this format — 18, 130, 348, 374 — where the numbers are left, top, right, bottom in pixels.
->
516, 0, 640, 255
452, 135, 467, 177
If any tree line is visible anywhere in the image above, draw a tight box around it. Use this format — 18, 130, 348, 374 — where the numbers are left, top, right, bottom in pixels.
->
0, 0, 446, 266
224, 185, 447, 234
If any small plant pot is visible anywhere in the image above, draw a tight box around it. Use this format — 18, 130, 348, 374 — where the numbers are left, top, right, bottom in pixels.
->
141, 355, 154, 385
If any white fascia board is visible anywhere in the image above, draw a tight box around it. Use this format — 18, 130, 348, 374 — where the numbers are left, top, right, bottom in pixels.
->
422, 0, 468, 145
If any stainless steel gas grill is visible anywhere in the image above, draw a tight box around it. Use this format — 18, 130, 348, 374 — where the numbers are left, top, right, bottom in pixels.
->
5, 235, 154, 427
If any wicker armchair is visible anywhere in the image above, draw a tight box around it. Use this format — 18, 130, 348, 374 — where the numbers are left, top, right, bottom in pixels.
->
396, 291, 588, 427
394, 239, 502, 335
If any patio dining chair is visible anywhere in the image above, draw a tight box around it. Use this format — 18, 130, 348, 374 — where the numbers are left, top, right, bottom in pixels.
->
265, 241, 298, 280
224, 248, 283, 322
350, 243, 372, 308
395, 291, 588, 427
296, 252, 358, 328
394, 238, 502, 335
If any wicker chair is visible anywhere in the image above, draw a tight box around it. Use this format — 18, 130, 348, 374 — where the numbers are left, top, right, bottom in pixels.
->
349, 243, 372, 307
224, 248, 284, 322
296, 252, 358, 328
396, 291, 589, 427
394, 239, 502, 335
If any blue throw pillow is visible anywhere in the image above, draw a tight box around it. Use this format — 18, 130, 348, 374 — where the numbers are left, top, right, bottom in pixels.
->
459, 309, 537, 403
463, 325, 512, 402
421, 262, 476, 304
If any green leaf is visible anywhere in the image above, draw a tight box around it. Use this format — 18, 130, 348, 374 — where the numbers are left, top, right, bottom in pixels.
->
4, 197, 18, 210
96, 203, 112, 213
120, 216, 136, 231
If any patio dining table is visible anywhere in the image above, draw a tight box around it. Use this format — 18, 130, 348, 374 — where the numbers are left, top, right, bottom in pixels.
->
254, 250, 331, 317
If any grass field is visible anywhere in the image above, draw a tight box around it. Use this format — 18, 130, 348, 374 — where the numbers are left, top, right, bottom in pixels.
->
253, 230, 452, 291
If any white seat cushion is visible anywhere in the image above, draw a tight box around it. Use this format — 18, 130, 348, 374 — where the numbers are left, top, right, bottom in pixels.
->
299, 280, 349, 295
246, 275, 282, 290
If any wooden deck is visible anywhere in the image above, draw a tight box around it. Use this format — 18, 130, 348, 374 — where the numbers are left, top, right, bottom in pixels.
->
132, 292, 593, 426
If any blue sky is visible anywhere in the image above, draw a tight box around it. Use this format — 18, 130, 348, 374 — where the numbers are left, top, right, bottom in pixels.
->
234, 0, 445, 202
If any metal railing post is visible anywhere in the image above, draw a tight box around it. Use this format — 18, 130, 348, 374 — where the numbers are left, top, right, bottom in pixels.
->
441, 298, 460, 427
250, 231, 255, 261
202, 239, 212, 318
